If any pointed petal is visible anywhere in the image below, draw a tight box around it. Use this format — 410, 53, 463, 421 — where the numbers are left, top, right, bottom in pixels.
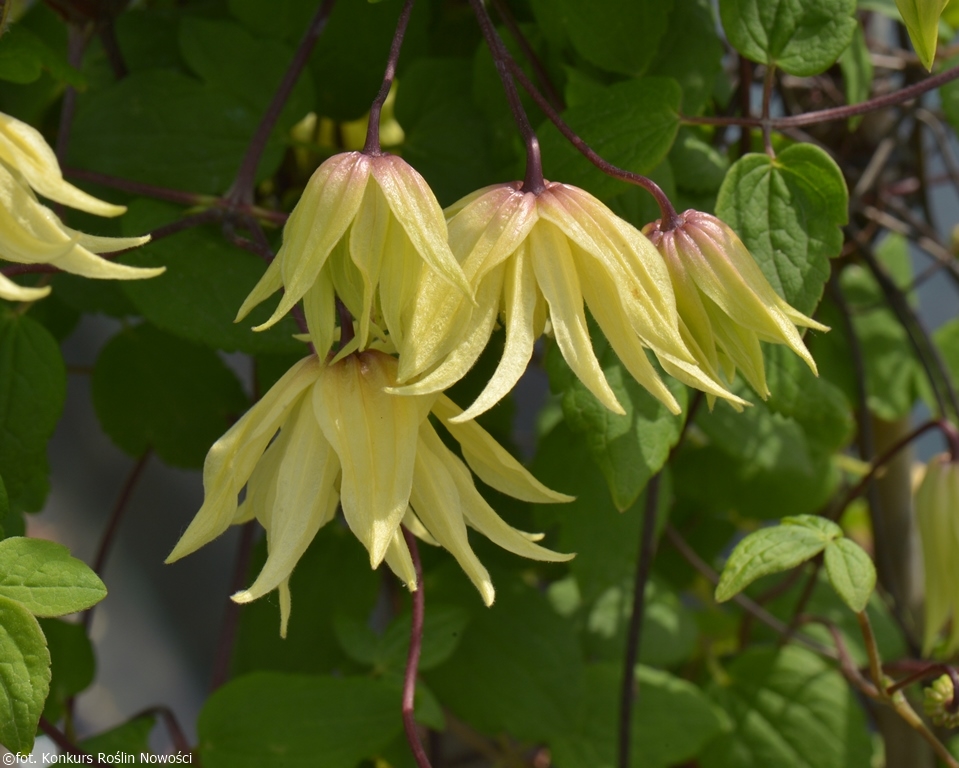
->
574, 249, 681, 415
302, 266, 336, 358
378, 217, 421, 352
0, 113, 126, 216
313, 352, 430, 567
410, 431, 495, 606
390, 264, 505, 396
454, 240, 539, 422
0, 272, 51, 302
421, 423, 573, 563
259, 153, 371, 330
236, 256, 284, 323
383, 527, 418, 590
51, 244, 165, 281
529, 220, 624, 414
433, 394, 573, 503
279, 579, 292, 638
402, 508, 440, 546
71, 231, 151, 254
349, 181, 390, 347
371, 155, 471, 296
235, 399, 340, 602
166, 356, 321, 562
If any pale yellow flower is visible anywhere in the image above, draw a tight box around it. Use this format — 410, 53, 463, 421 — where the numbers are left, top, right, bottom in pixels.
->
644, 210, 827, 399
916, 454, 959, 657
390, 181, 743, 422
235, 151, 470, 359
0, 112, 160, 302
166, 350, 573, 635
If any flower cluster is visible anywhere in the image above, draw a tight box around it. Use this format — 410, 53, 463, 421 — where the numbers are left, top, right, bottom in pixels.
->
171, 149, 826, 626
0, 112, 160, 302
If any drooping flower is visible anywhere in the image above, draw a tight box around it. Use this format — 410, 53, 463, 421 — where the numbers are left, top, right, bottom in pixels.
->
390, 181, 744, 422
0, 111, 160, 302
166, 350, 573, 635
234, 151, 471, 359
915, 453, 959, 657
643, 210, 827, 399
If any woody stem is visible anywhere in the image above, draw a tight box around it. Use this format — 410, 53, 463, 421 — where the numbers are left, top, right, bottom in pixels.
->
364, 0, 416, 155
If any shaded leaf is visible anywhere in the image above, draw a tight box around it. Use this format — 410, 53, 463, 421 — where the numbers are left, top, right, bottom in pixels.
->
0, 537, 107, 616
0, 594, 49, 756
824, 538, 876, 613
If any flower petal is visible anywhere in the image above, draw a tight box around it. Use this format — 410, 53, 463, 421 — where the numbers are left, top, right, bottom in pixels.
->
166, 356, 321, 562
410, 427, 495, 606
453, 239, 539, 422
383, 525, 418, 590
390, 264, 505, 396
0, 113, 126, 217
313, 351, 430, 567
234, 398, 340, 603
529, 220, 624, 414
349, 182, 390, 348
256, 153, 371, 330
433, 394, 573, 503
302, 266, 336, 359
421, 423, 573, 563
0, 272, 51, 302
371, 154, 471, 296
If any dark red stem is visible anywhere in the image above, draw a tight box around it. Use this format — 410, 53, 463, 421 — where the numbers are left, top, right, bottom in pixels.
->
401, 525, 432, 768
210, 520, 257, 691
468, 0, 545, 195
225, 0, 338, 205
685, 61, 959, 130
504, 54, 679, 225
618, 473, 662, 768
364, 0, 415, 156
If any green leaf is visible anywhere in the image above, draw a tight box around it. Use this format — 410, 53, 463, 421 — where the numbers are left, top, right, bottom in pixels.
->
719, 0, 857, 76
0, 537, 107, 616
897, 0, 948, 69
824, 538, 877, 612
669, 128, 730, 195
550, 663, 724, 768
715, 517, 841, 602
0, 594, 50, 756
198, 673, 401, 768
118, 201, 303, 355
232, 526, 380, 676
539, 78, 683, 201
0, 475, 8, 540
92, 323, 248, 468
716, 144, 849, 315
647, 0, 725, 115
80, 714, 156, 757
0, 308, 65, 513
39, 618, 95, 723
548, 334, 687, 511
425, 576, 582, 743
115, 8, 184, 73
334, 603, 469, 673
0, 25, 84, 86
554, 0, 673, 77
69, 70, 282, 194
179, 18, 314, 136
701, 646, 872, 768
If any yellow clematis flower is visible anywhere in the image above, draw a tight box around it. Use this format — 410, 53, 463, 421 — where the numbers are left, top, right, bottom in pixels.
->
643, 210, 827, 399
390, 181, 743, 422
915, 453, 959, 657
0, 112, 160, 302
166, 349, 573, 635
234, 151, 471, 359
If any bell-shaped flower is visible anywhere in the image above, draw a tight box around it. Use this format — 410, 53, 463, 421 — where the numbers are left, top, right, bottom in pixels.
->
643, 210, 827, 399
390, 181, 743, 422
166, 350, 573, 635
234, 151, 471, 359
0, 111, 160, 302
916, 453, 959, 657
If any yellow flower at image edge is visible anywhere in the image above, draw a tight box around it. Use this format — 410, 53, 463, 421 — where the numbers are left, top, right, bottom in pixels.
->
0, 112, 161, 302
392, 181, 744, 423
916, 453, 959, 657
166, 350, 573, 635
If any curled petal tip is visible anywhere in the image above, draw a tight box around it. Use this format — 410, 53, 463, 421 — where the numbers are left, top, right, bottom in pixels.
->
231, 590, 255, 604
